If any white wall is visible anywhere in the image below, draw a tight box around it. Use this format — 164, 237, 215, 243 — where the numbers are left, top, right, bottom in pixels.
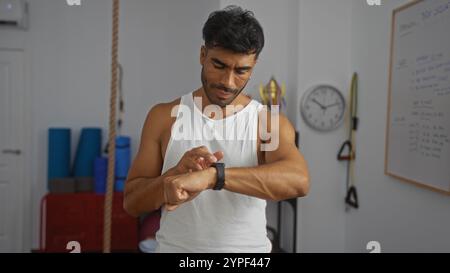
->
1, 0, 219, 250
118, 0, 220, 153
295, 0, 352, 252
347, 0, 450, 252
28, 0, 111, 251
296, 0, 450, 253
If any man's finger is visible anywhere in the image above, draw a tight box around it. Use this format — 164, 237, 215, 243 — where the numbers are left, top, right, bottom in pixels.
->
190, 149, 217, 163
194, 150, 224, 166
198, 157, 210, 169
185, 192, 200, 202
199, 151, 223, 168
193, 153, 217, 166
177, 188, 190, 201
191, 145, 209, 153
189, 158, 204, 171
165, 190, 199, 211
213, 151, 224, 161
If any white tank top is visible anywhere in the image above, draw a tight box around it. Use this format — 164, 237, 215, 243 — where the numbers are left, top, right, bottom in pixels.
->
155, 92, 272, 253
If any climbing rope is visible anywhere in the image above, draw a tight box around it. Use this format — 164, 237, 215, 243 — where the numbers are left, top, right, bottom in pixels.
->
103, 0, 120, 253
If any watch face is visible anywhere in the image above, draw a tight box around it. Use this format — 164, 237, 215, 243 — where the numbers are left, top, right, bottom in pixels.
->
300, 85, 346, 132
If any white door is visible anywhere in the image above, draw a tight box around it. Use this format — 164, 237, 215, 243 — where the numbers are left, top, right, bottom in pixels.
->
0, 49, 27, 253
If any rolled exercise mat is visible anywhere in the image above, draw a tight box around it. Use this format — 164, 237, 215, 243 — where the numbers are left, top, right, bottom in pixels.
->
115, 136, 131, 192
75, 177, 94, 192
48, 178, 76, 194
48, 128, 71, 182
73, 128, 102, 177
94, 157, 107, 194
115, 179, 125, 192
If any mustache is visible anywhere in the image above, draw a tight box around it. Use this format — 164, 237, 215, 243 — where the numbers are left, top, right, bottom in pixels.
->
210, 84, 238, 94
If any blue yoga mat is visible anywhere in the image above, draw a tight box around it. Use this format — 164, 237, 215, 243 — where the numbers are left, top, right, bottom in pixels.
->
94, 157, 107, 194
116, 136, 131, 180
73, 128, 102, 177
94, 162, 127, 193
48, 128, 71, 181
94, 135, 131, 193
115, 179, 125, 192
115, 136, 131, 192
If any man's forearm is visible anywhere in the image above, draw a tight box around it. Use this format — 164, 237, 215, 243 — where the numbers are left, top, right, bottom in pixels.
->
206, 160, 309, 201
123, 166, 178, 217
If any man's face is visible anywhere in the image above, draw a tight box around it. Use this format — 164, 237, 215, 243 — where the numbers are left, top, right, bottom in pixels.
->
200, 46, 256, 107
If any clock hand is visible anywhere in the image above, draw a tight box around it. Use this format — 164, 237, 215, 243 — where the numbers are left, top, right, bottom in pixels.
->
312, 98, 326, 110
324, 102, 341, 109
322, 97, 328, 114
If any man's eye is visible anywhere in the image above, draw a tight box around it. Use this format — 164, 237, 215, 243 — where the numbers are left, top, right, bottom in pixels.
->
235, 70, 247, 75
213, 64, 225, 69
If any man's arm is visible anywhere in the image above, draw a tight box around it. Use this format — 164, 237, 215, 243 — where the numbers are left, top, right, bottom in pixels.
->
217, 113, 309, 201
224, 128, 308, 201
123, 104, 173, 217
124, 102, 223, 217
171, 113, 310, 204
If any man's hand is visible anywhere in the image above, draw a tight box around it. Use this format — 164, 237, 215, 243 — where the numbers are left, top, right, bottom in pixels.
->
174, 146, 223, 174
163, 167, 217, 211
165, 146, 222, 211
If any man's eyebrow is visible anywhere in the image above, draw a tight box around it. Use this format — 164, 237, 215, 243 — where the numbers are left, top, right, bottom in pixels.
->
211, 58, 228, 67
236, 65, 252, 71
211, 58, 252, 70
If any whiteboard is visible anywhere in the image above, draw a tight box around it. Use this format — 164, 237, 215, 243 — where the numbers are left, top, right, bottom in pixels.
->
385, 0, 450, 194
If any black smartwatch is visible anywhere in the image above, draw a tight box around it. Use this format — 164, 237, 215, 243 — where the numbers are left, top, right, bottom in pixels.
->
211, 163, 225, 191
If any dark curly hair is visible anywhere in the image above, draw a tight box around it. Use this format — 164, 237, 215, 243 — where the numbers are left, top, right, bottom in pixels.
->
202, 6, 265, 58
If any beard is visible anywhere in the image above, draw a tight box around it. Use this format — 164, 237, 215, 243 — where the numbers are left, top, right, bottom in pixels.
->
201, 67, 249, 107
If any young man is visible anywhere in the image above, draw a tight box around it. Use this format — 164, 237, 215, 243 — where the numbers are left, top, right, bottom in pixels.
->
124, 6, 309, 253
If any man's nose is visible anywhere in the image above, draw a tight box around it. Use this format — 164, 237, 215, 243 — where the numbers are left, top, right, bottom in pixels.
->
219, 71, 236, 91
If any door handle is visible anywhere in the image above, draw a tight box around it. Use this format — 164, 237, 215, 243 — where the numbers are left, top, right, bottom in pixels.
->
2, 149, 22, 155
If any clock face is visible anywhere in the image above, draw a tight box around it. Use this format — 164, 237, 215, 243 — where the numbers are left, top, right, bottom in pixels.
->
300, 85, 346, 132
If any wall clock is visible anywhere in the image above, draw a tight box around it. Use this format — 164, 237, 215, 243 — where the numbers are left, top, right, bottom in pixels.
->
300, 85, 346, 132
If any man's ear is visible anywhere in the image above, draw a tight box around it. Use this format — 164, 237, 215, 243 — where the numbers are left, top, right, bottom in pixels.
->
200, 46, 207, 66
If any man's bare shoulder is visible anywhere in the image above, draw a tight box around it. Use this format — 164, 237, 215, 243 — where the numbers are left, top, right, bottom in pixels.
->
143, 97, 182, 138
149, 97, 181, 118
258, 108, 293, 133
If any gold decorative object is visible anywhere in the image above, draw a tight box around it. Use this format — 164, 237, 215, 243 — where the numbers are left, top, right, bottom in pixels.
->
259, 76, 286, 112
